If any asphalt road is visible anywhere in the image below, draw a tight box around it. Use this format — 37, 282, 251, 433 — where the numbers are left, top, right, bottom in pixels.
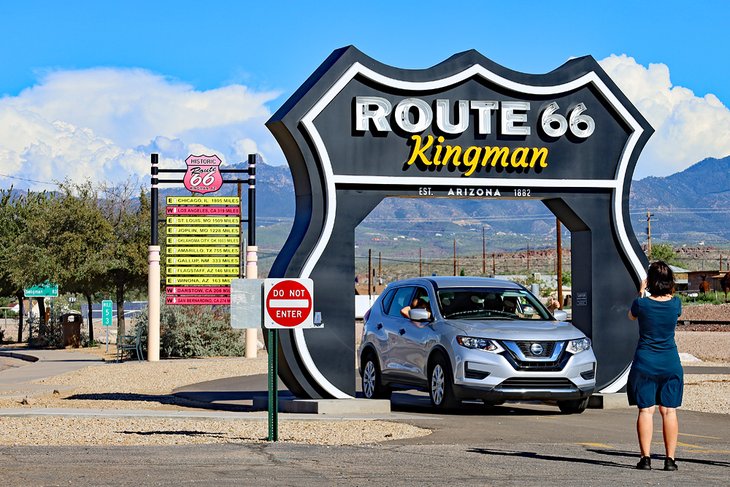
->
1, 397, 728, 486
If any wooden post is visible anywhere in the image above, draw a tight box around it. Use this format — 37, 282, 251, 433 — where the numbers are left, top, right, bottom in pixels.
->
556, 218, 563, 309
453, 239, 457, 276
378, 251, 382, 285
368, 249, 372, 299
482, 227, 486, 275
646, 210, 653, 258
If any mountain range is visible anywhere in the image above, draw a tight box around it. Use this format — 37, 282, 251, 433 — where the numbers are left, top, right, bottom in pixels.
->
242, 155, 730, 253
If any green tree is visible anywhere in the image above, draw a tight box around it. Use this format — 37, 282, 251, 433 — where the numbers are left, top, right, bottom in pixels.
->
100, 181, 150, 339
0, 189, 33, 341
50, 181, 114, 341
650, 243, 680, 266
2, 190, 54, 340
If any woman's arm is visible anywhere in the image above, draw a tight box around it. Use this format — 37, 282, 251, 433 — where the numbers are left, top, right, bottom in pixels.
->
628, 282, 645, 320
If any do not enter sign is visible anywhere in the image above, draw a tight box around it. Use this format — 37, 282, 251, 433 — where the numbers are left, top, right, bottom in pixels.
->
264, 278, 315, 329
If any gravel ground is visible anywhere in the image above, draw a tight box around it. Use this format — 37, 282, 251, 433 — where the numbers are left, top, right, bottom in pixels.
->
0, 417, 428, 446
680, 303, 730, 322
0, 330, 727, 446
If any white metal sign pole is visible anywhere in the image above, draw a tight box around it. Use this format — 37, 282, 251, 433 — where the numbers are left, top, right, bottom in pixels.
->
245, 246, 258, 358
148, 154, 161, 362
148, 246, 161, 362
245, 154, 258, 358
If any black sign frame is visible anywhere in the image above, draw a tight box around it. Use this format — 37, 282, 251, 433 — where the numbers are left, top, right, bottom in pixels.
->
267, 46, 653, 399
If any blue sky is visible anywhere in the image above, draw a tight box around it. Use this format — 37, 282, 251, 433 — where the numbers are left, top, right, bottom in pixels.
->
1, 0, 729, 187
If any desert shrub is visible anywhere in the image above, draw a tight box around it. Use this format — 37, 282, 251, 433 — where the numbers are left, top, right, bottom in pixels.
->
679, 292, 724, 306
30, 323, 64, 348
136, 302, 245, 358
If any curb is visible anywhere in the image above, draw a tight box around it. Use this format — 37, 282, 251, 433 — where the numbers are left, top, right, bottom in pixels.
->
0, 351, 39, 363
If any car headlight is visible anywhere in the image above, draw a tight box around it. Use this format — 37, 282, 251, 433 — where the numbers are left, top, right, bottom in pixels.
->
456, 336, 503, 353
566, 337, 591, 354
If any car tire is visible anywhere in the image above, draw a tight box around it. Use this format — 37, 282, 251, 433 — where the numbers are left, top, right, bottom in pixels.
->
557, 397, 589, 414
361, 353, 391, 399
428, 354, 460, 410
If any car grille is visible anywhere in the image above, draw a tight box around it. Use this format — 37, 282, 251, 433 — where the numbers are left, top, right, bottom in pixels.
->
498, 377, 576, 390
501, 341, 569, 371
516, 341, 556, 358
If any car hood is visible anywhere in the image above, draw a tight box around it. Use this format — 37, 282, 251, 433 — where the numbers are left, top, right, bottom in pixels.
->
440, 318, 586, 341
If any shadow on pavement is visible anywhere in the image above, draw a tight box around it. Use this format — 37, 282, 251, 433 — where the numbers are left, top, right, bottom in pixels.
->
388, 391, 564, 416
588, 448, 730, 468
466, 447, 634, 469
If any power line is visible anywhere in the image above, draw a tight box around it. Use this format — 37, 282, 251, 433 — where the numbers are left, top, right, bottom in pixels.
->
0, 173, 59, 186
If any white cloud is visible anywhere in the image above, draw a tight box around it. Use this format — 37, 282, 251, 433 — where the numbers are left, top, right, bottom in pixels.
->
599, 54, 730, 178
0, 68, 281, 189
2, 59, 728, 190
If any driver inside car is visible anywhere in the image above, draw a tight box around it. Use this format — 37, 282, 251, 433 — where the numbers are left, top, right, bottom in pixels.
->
401, 297, 431, 320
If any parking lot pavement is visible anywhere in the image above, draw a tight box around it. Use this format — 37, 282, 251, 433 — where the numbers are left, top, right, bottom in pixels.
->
2, 359, 728, 485
1, 435, 728, 486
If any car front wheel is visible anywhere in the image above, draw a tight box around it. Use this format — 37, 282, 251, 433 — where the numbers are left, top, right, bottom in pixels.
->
361, 353, 391, 399
429, 354, 460, 410
557, 397, 590, 414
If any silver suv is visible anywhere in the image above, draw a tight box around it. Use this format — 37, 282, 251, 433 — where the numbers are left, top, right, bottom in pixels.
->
359, 277, 596, 413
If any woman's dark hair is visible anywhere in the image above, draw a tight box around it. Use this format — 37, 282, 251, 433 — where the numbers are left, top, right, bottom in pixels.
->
646, 260, 675, 296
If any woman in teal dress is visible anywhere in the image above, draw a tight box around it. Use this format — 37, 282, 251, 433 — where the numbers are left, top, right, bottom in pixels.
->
627, 261, 683, 471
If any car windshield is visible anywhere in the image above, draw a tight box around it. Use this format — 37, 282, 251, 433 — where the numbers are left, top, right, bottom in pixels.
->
437, 288, 551, 320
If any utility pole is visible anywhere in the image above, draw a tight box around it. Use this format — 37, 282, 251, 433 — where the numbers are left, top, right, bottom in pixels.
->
453, 238, 457, 276
482, 227, 486, 275
378, 251, 382, 286
556, 218, 563, 309
492, 252, 496, 276
527, 242, 531, 273
646, 210, 654, 258
368, 249, 372, 299
419, 248, 422, 276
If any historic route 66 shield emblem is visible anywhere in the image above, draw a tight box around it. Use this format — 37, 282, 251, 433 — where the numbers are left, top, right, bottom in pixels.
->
183, 154, 224, 194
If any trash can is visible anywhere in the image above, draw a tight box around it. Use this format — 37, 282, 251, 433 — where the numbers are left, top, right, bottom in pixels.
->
60, 313, 82, 348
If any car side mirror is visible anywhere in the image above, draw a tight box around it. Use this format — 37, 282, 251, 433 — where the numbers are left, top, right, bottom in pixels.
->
553, 309, 568, 321
409, 308, 431, 322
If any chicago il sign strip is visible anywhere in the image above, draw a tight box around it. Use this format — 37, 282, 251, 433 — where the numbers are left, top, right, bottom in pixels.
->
266, 47, 653, 399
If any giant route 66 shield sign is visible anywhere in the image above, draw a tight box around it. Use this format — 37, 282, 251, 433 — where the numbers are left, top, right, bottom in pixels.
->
266, 46, 654, 399
183, 154, 224, 194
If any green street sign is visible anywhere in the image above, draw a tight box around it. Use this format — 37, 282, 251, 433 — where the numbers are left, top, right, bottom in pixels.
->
102, 300, 113, 327
24, 283, 59, 298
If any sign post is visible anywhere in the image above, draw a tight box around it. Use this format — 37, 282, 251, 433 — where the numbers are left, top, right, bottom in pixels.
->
102, 299, 113, 353
150, 153, 257, 361
263, 278, 317, 441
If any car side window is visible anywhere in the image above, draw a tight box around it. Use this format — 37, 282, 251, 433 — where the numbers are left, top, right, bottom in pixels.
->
387, 287, 415, 317
381, 289, 396, 315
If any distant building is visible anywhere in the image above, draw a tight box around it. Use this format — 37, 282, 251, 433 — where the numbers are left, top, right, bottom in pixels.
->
687, 270, 723, 292
669, 265, 689, 291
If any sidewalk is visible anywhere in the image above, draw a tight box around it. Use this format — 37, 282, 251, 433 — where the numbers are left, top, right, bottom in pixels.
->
0, 347, 103, 400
